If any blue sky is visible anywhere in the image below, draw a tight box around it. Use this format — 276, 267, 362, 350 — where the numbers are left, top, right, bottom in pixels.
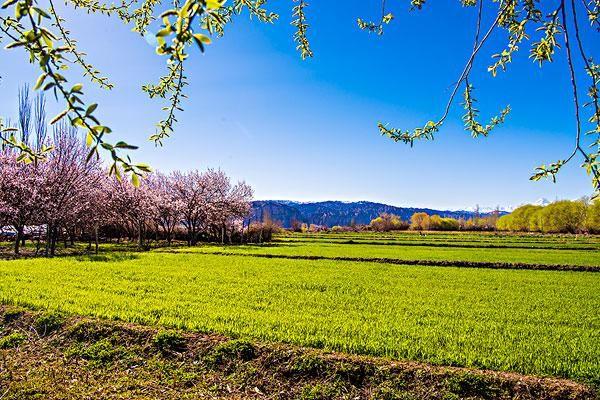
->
1, 1, 598, 210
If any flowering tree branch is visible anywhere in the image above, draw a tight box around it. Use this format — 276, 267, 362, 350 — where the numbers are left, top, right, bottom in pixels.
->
0, 0, 598, 196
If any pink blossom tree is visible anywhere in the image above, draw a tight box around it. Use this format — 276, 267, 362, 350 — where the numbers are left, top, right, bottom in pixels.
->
38, 122, 104, 255
172, 170, 212, 246
1, 87, 255, 254
0, 152, 43, 254
146, 172, 182, 246
205, 172, 253, 243
106, 176, 156, 248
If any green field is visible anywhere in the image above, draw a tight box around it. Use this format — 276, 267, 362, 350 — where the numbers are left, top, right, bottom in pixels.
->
277, 231, 600, 250
0, 232, 599, 384
190, 241, 600, 267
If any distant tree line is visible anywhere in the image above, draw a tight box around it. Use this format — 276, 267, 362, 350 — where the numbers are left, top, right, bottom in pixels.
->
361, 201, 600, 234
362, 212, 500, 233
369, 213, 409, 232
0, 89, 265, 256
497, 200, 600, 234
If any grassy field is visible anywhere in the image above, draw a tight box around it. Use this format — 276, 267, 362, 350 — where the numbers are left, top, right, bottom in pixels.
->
1, 306, 594, 400
0, 231, 599, 385
190, 242, 600, 267
276, 231, 600, 250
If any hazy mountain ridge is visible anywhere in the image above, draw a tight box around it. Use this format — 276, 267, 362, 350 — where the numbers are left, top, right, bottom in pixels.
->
250, 200, 507, 228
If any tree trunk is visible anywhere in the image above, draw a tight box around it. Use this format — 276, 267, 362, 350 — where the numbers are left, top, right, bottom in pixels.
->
138, 221, 144, 248
94, 226, 99, 254
45, 223, 51, 256
35, 230, 41, 256
241, 220, 245, 244
190, 226, 197, 246
50, 226, 57, 257
14, 226, 22, 255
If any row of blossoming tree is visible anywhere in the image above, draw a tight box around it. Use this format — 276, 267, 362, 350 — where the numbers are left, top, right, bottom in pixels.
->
0, 88, 256, 256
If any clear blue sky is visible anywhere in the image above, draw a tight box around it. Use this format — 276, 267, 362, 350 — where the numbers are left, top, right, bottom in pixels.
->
1, 1, 598, 210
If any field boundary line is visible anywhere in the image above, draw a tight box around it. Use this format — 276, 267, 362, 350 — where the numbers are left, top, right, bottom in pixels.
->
190, 251, 600, 272
274, 240, 599, 251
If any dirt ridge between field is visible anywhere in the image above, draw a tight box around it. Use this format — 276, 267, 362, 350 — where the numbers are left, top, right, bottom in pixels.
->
0, 306, 597, 400
274, 239, 600, 251
198, 251, 600, 272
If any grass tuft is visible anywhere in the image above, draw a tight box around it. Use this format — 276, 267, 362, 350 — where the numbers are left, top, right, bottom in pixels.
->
289, 353, 327, 377
154, 330, 186, 353
2, 308, 23, 323
446, 373, 499, 399
371, 381, 412, 400
34, 311, 64, 336
209, 339, 256, 365
66, 338, 131, 367
0, 332, 26, 349
299, 382, 344, 400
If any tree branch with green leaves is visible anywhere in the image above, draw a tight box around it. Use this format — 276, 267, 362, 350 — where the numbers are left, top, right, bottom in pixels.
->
0, 0, 598, 197
364, 0, 599, 196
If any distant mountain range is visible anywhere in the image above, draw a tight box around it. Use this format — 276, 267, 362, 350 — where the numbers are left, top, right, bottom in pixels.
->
250, 200, 507, 228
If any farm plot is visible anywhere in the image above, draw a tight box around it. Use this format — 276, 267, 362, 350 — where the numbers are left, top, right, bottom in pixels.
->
189, 241, 600, 268
0, 248, 598, 383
